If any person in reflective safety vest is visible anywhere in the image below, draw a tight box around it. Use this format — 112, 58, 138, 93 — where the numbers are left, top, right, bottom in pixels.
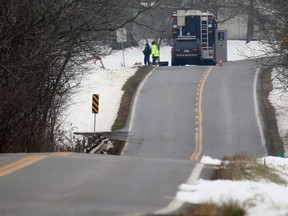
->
151, 41, 160, 65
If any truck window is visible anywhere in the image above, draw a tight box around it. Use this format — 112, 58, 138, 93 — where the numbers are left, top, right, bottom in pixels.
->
218, 32, 225, 41
175, 40, 199, 49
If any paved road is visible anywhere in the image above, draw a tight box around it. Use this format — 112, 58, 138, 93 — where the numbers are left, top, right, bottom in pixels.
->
123, 61, 266, 160
123, 66, 207, 159
0, 61, 267, 215
202, 61, 266, 158
0, 153, 196, 216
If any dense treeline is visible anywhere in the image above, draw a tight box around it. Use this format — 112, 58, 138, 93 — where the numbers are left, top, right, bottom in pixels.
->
0, 0, 159, 152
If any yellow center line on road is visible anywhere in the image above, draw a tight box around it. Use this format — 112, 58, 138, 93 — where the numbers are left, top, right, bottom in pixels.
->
190, 66, 213, 161
51, 152, 73, 157
0, 152, 73, 177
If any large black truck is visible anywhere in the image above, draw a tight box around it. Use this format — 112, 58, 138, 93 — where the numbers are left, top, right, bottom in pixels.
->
171, 10, 227, 65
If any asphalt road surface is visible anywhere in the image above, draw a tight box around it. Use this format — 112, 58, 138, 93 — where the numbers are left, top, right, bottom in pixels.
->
123, 66, 205, 159
0, 60, 267, 215
0, 153, 196, 216
123, 60, 266, 160
202, 61, 267, 158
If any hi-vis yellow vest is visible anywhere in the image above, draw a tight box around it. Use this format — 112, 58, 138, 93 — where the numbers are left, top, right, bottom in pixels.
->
151, 44, 159, 57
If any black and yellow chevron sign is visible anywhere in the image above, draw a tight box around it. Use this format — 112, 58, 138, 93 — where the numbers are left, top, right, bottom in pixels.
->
92, 94, 99, 114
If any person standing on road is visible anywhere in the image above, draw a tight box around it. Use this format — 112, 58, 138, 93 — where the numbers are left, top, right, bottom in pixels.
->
151, 41, 160, 65
143, 43, 151, 65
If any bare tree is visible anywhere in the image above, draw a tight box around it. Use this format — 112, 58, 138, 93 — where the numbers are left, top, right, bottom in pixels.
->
253, 0, 288, 87
0, 0, 160, 152
134, 0, 254, 47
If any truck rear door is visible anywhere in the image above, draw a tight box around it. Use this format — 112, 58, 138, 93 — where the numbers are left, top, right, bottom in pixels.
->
215, 30, 227, 63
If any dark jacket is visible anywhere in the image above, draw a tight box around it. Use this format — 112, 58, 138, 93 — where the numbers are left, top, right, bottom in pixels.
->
143, 45, 151, 56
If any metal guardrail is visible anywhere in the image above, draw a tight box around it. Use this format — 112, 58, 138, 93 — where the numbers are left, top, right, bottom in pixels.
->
84, 135, 112, 154
75, 131, 129, 154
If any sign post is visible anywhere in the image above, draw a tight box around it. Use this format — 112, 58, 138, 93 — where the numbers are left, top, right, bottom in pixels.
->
92, 94, 99, 135
116, 28, 127, 67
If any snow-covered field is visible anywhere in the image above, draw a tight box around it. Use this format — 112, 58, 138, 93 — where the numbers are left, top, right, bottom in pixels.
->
62, 40, 288, 215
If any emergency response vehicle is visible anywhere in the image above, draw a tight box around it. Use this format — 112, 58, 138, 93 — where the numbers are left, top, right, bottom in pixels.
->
171, 10, 227, 66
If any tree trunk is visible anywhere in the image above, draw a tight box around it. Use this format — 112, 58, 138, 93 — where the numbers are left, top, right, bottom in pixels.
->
246, 0, 255, 43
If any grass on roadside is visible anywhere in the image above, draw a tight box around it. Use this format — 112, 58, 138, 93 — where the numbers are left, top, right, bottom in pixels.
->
261, 67, 284, 156
183, 201, 245, 216
111, 66, 154, 131
108, 66, 154, 155
213, 154, 287, 185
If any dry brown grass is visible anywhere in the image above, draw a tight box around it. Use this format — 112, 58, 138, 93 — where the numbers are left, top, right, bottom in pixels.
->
261, 67, 284, 156
213, 153, 286, 185
213, 154, 257, 180
154, 201, 245, 216
185, 202, 245, 216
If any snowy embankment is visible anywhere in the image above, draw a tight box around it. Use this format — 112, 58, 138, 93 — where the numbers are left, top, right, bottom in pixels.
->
176, 156, 288, 216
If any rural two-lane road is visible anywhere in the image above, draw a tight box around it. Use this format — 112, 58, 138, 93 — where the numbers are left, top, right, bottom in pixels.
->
123, 60, 266, 159
0, 60, 267, 215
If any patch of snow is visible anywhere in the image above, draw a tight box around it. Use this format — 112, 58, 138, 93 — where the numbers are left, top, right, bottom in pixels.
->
177, 176, 288, 216
200, 156, 222, 165
64, 67, 136, 133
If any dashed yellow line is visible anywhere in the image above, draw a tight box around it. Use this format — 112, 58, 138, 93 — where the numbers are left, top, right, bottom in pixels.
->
0, 152, 72, 177
190, 66, 213, 160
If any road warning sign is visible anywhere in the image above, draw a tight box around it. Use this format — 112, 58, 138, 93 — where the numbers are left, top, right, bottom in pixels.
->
92, 94, 99, 114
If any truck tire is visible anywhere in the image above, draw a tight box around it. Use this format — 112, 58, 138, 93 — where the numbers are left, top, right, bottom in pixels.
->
198, 58, 204, 66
